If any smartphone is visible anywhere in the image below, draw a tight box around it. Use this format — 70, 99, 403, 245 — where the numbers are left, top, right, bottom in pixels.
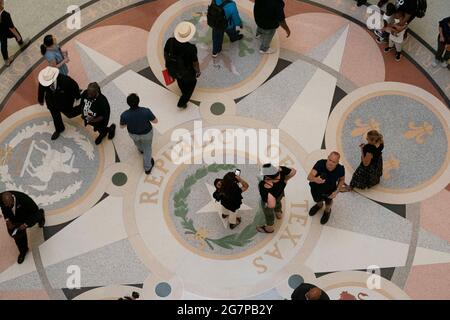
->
235, 169, 241, 176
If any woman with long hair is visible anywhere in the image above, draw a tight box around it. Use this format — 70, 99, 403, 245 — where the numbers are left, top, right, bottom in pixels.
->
40, 34, 69, 75
213, 171, 249, 229
347, 130, 384, 190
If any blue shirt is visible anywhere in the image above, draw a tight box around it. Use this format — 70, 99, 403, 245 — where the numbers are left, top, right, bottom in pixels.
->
120, 106, 156, 135
44, 45, 69, 75
215, 0, 242, 30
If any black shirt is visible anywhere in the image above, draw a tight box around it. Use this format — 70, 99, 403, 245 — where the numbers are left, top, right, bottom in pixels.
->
309, 160, 345, 195
439, 17, 450, 44
164, 37, 198, 78
291, 283, 330, 300
0, 10, 14, 34
214, 183, 243, 212
396, 0, 417, 22
254, 0, 286, 30
259, 166, 292, 202
80, 91, 111, 128
363, 143, 384, 163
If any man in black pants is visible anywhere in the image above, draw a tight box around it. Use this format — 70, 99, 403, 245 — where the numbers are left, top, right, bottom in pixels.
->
79, 82, 116, 145
164, 21, 201, 109
0, 191, 45, 264
0, 0, 26, 66
307, 152, 345, 225
38, 66, 82, 140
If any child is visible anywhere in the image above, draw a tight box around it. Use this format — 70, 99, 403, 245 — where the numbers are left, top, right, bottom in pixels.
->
375, 3, 396, 43
384, 11, 407, 62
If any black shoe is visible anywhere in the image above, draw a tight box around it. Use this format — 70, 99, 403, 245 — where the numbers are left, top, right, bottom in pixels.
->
177, 104, 188, 109
231, 34, 244, 43
17, 249, 28, 264
230, 217, 241, 230
95, 132, 107, 145
38, 209, 45, 228
51, 131, 62, 140
309, 204, 322, 217
384, 46, 393, 53
395, 52, 401, 62
145, 158, 155, 175
108, 124, 116, 140
320, 210, 331, 225
356, 0, 367, 6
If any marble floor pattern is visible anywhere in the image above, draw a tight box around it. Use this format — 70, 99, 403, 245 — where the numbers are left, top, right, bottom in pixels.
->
0, 0, 449, 300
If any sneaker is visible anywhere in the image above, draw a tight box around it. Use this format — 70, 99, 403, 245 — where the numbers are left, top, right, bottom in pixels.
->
4, 57, 13, 67
384, 47, 393, 53
108, 124, 116, 139
374, 30, 383, 38
320, 210, 331, 225
17, 249, 28, 264
395, 52, 401, 61
51, 130, 62, 140
212, 53, 218, 58
230, 34, 244, 43
441, 61, 448, 68
95, 132, 107, 145
145, 158, 155, 175
309, 204, 323, 217
375, 37, 384, 44
259, 48, 276, 54
431, 59, 439, 67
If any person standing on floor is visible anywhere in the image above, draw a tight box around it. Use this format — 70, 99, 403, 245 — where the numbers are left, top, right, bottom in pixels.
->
253, 0, 290, 54
37, 66, 82, 140
384, 10, 407, 61
164, 22, 201, 109
79, 82, 116, 145
432, 16, 450, 68
346, 130, 384, 190
257, 163, 296, 233
213, 170, 249, 229
207, 0, 244, 58
41, 34, 69, 75
0, 191, 45, 264
307, 152, 345, 225
0, 0, 26, 67
120, 93, 158, 175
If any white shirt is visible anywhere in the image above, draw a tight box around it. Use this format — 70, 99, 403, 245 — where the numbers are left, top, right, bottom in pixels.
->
389, 18, 406, 43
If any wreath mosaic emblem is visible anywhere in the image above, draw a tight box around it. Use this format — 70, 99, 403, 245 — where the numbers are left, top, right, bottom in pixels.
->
173, 163, 266, 250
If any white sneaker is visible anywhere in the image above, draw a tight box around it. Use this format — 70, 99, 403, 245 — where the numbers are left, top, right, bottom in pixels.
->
441, 61, 448, 68
212, 53, 218, 58
431, 59, 439, 67
259, 48, 276, 54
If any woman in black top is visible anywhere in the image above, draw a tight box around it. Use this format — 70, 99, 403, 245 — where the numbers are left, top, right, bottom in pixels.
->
348, 130, 384, 190
213, 172, 249, 229
257, 164, 296, 233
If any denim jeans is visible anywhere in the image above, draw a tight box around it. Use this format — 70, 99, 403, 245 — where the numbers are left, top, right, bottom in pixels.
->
256, 27, 276, 52
129, 130, 153, 171
212, 27, 239, 55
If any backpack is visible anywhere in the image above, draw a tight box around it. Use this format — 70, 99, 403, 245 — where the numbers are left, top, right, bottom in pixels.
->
165, 38, 187, 79
416, 0, 427, 18
207, 0, 231, 30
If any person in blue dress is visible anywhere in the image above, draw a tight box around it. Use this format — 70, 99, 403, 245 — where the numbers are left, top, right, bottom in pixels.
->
40, 34, 69, 75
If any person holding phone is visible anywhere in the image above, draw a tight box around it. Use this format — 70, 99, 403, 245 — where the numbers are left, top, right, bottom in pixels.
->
213, 171, 249, 229
40, 34, 69, 75
257, 163, 297, 233
307, 152, 345, 225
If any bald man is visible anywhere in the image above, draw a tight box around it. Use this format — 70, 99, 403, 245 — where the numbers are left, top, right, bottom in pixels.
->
307, 152, 345, 225
291, 283, 330, 300
0, 191, 45, 264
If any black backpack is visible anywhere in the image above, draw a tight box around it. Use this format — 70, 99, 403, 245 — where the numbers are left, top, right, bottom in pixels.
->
165, 38, 187, 79
207, 0, 231, 30
415, 0, 427, 18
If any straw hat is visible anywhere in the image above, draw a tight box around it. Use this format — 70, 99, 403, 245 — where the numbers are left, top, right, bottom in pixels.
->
174, 21, 196, 43
38, 66, 59, 87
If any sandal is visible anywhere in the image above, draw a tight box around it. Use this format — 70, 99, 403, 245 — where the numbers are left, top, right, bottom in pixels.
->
256, 225, 274, 233
230, 217, 241, 230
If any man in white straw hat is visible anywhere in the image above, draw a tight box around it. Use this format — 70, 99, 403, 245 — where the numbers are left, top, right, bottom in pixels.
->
257, 163, 296, 233
37, 66, 82, 140
164, 21, 201, 109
